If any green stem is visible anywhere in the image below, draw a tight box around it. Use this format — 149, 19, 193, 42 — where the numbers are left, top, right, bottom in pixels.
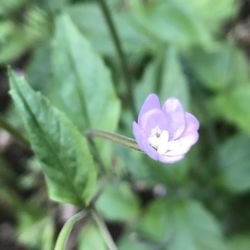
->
91, 208, 118, 250
54, 211, 87, 250
86, 129, 141, 152
97, 0, 137, 117
0, 115, 29, 146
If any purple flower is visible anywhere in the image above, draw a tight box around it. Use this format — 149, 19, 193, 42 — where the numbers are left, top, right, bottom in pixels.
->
133, 94, 199, 163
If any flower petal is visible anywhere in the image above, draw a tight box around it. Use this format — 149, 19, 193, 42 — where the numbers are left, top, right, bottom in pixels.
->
138, 93, 161, 125
140, 109, 168, 135
158, 154, 184, 164
165, 113, 199, 156
162, 97, 186, 139
132, 122, 158, 160
184, 112, 200, 132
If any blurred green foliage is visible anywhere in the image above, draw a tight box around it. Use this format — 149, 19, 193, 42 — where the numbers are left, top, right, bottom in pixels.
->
1, 0, 250, 250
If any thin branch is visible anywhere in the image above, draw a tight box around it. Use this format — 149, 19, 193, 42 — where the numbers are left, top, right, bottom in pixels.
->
97, 0, 137, 117
91, 208, 118, 250
86, 129, 141, 152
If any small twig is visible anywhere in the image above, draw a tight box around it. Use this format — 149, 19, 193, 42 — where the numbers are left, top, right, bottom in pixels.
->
0, 115, 29, 146
86, 129, 141, 152
97, 0, 137, 117
91, 208, 118, 250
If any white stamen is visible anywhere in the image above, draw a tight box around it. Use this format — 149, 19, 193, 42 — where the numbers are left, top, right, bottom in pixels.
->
148, 127, 170, 154
157, 130, 169, 154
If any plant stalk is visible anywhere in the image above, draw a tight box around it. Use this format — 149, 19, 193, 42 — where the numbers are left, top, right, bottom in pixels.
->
97, 0, 137, 117
91, 208, 118, 250
86, 129, 141, 152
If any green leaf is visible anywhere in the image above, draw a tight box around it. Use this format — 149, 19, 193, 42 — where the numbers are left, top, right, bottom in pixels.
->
139, 198, 226, 250
135, 57, 158, 111
18, 217, 53, 249
26, 43, 51, 93
118, 232, 152, 250
181, 0, 236, 33
0, 6, 48, 64
55, 211, 85, 250
96, 181, 140, 222
160, 46, 190, 109
132, 0, 214, 49
218, 134, 250, 193
9, 69, 97, 205
41, 219, 54, 250
187, 44, 250, 91
136, 46, 190, 109
228, 233, 250, 250
78, 224, 107, 250
211, 85, 250, 134
50, 14, 120, 133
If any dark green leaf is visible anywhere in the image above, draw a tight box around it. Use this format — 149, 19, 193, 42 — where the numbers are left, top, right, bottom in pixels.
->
9, 69, 97, 205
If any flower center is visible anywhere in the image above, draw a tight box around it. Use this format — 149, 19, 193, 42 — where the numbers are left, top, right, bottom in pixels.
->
148, 126, 170, 154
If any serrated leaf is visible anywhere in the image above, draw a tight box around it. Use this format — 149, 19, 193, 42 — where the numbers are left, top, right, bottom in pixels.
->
9, 69, 97, 205
139, 198, 226, 250
218, 134, 250, 193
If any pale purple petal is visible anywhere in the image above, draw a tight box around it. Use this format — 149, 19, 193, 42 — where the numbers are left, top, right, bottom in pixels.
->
132, 94, 199, 164
138, 93, 161, 125
165, 113, 199, 156
140, 109, 168, 135
165, 131, 199, 156
132, 122, 158, 160
162, 97, 186, 139
183, 112, 200, 132
158, 154, 184, 164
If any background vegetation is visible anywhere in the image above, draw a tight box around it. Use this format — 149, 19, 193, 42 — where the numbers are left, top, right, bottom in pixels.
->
1, 0, 250, 249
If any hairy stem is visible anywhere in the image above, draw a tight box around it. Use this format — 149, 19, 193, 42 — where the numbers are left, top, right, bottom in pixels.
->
86, 129, 141, 152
